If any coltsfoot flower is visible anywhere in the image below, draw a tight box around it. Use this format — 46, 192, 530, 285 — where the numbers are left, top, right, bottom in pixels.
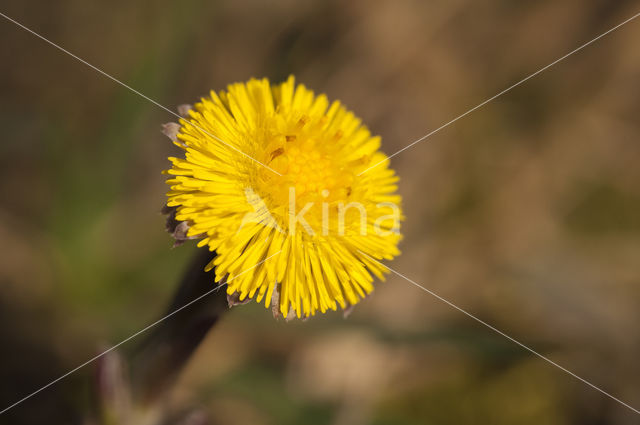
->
164, 76, 402, 319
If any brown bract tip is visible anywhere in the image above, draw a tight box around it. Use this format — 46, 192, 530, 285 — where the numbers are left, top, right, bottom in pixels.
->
342, 303, 356, 319
227, 291, 251, 308
177, 104, 192, 118
162, 205, 202, 247
161, 122, 181, 142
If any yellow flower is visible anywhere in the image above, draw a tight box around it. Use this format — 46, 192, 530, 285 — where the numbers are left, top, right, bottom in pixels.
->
165, 76, 402, 319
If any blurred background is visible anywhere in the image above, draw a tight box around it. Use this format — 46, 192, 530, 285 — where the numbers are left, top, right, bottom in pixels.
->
1, 0, 639, 424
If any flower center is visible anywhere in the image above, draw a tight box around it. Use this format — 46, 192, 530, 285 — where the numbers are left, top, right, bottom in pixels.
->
256, 133, 355, 232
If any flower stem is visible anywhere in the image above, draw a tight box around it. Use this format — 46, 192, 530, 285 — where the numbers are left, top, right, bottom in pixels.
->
128, 249, 226, 406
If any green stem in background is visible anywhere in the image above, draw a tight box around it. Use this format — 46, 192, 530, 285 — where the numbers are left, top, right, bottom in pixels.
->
91, 249, 226, 425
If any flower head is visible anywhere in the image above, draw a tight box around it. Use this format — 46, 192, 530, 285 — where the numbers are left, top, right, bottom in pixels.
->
165, 76, 402, 319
